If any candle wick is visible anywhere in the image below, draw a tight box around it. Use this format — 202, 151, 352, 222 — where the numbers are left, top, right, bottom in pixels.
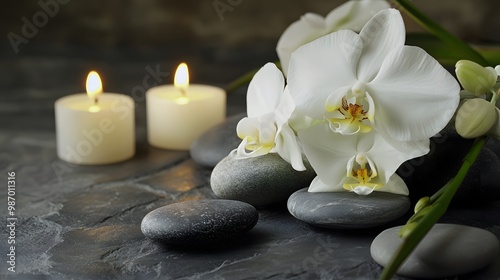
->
179, 88, 186, 96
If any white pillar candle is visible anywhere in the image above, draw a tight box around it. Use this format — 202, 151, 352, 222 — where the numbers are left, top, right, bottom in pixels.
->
146, 63, 226, 150
55, 71, 135, 165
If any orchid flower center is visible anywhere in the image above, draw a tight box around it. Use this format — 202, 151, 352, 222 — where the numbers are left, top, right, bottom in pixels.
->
325, 82, 375, 135
237, 118, 278, 155
343, 153, 382, 195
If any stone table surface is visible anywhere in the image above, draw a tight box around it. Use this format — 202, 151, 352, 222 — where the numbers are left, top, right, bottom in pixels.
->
1, 45, 500, 280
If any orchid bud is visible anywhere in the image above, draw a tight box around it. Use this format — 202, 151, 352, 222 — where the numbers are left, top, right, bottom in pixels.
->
414, 196, 430, 213
455, 98, 497, 138
455, 60, 497, 96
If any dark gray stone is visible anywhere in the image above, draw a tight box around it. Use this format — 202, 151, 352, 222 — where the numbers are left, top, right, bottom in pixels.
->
454, 147, 500, 206
141, 199, 258, 246
287, 188, 411, 229
190, 113, 246, 167
211, 153, 316, 207
371, 224, 500, 278
400, 137, 500, 207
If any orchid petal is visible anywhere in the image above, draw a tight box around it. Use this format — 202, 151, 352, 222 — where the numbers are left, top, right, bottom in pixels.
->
288, 112, 318, 133
329, 119, 371, 135
366, 133, 429, 184
376, 173, 409, 196
369, 46, 460, 141
258, 123, 277, 146
308, 176, 344, 192
277, 13, 326, 75
351, 186, 376, 195
325, 86, 350, 112
299, 124, 358, 188
288, 30, 361, 119
247, 63, 285, 117
365, 91, 375, 121
325, 0, 390, 32
275, 123, 306, 171
357, 9, 405, 82
236, 117, 259, 139
236, 116, 277, 159
274, 86, 296, 128
234, 137, 273, 159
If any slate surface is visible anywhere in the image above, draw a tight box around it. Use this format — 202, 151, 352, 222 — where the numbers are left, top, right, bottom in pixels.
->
1, 44, 499, 280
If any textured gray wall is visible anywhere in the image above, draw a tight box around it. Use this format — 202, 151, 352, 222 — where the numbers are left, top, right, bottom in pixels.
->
2, 0, 500, 51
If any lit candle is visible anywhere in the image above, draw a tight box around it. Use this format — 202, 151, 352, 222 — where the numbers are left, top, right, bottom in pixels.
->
55, 71, 135, 165
146, 63, 226, 150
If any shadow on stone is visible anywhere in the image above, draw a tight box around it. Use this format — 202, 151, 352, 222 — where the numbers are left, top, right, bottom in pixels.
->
151, 228, 270, 253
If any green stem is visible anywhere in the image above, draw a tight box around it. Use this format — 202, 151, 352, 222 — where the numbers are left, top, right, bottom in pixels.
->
225, 61, 282, 94
391, 0, 488, 65
379, 136, 487, 280
225, 68, 259, 94
491, 89, 499, 104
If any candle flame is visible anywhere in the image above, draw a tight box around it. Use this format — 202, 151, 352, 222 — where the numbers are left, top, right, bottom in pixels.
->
174, 63, 189, 93
86, 71, 103, 101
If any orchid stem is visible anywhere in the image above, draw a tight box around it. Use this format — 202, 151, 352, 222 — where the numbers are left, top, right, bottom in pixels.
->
379, 136, 487, 280
391, 0, 488, 65
225, 68, 259, 94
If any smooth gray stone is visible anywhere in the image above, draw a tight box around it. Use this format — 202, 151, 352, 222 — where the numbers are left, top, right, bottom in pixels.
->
371, 224, 500, 278
287, 188, 410, 229
211, 153, 316, 207
190, 113, 246, 167
141, 199, 258, 246
402, 141, 500, 207
454, 147, 500, 206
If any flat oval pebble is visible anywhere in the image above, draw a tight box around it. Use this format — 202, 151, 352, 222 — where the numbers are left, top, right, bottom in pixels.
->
371, 224, 499, 278
190, 113, 245, 167
211, 153, 316, 207
287, 188, 410, 229
141, 199, 258, 246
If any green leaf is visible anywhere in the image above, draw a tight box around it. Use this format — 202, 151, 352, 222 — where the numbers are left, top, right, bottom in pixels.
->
392, 0, 488, 65
407, 34, 500, 66
406, 33, 464, 66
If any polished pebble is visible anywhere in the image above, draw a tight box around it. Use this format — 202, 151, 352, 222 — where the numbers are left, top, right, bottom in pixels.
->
287, 188, 410, 229
141, 199, 258, 247
190, 113, 245, 167
211, 153, 315, 207
371, 223, 500, 278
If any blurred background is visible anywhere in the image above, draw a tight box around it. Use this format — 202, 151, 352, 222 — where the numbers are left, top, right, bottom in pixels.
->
3, 0, 500, 50
1, 0, 500, 131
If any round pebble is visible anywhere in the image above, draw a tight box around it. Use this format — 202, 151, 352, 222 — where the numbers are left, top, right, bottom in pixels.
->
287, 188, 410, 229
141, 199, 258, 246
371, 223, 499, 278
190, 113, 245, 167
210, 153, 316, 207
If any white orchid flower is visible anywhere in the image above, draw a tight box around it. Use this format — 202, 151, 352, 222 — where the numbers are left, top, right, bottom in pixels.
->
277, 0, 390, 76
234, 63, 306, 171
298, 124, 430, 195
288, 9, 460, 142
